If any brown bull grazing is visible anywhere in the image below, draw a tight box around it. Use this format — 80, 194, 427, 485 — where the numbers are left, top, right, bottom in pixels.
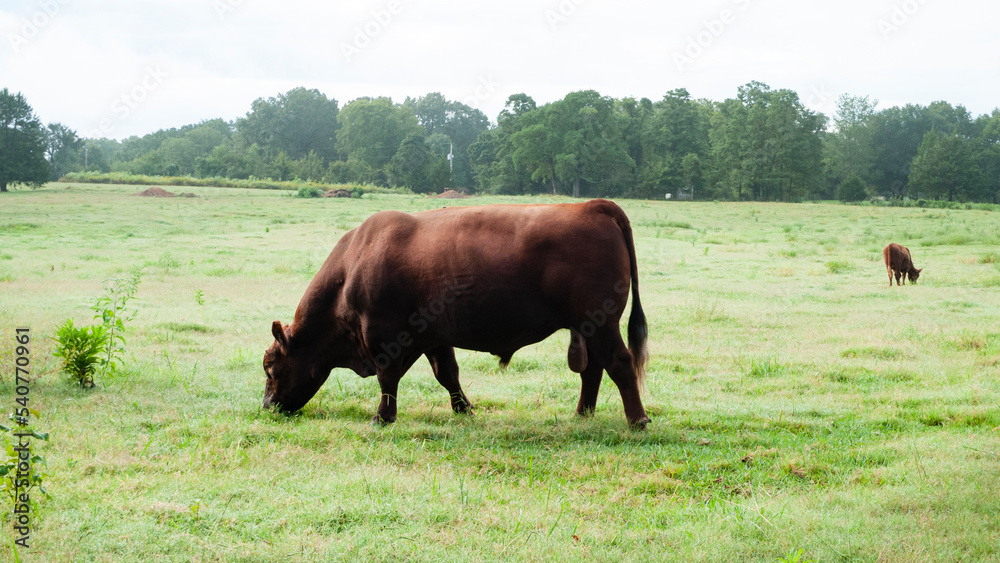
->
263, 199, 651, 428
883, 243, 922, 286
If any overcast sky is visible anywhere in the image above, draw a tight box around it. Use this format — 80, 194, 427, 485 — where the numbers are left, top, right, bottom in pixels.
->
2, 0, 998, 139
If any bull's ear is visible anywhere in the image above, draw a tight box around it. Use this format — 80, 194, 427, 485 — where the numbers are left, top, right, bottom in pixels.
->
271, 320, 288, 349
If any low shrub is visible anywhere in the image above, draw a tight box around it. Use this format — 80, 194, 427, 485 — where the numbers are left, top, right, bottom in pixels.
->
52, 320, 107, 388
58, 171, 379, 194
296, 187, 324, 198
825, 260, 854, 274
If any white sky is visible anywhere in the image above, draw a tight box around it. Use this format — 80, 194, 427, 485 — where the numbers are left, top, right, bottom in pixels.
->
2, 0, 998, 139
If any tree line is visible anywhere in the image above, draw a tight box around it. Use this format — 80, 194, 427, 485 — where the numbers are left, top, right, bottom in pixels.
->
2, 83, 998, 201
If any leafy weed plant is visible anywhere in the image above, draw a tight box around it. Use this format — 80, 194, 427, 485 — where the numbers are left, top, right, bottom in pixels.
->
51, 319, 107, 388
92, 268, 142, 376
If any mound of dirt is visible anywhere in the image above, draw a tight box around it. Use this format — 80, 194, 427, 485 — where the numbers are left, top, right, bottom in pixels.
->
133, 187, 176, 197
430, 189, 467, 199
178, 192, 199, 198
324, 189, 353, 198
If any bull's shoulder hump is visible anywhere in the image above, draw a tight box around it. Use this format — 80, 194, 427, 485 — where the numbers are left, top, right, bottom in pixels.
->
361, 209, 419, 227
354, 210, 420, 237
412, 200, 608, 221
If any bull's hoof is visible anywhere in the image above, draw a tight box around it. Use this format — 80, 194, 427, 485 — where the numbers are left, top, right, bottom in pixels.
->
629, 416, 651, 431
370, 414, 396, 426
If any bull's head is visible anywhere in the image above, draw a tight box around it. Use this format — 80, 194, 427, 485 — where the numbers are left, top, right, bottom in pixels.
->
910, 268, 922, 283
262, 320, 331, 413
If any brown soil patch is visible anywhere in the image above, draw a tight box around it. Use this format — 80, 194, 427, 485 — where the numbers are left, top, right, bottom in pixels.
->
430, 189, 467, 199
324, 189, 353, 198
178, 192, 199, 198
133, 187, 176, 197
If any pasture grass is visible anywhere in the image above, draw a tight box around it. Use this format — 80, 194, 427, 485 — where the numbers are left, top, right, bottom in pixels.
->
2, 184, 1000, 561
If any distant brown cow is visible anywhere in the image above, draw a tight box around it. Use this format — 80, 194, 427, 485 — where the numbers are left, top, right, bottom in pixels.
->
883, 243, 922, 286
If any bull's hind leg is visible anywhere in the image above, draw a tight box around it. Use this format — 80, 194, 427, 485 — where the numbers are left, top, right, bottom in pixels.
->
426, 346, 472, 414
567, 329, 602, 416
576, 355, 604, 417
589, 328, 649, 429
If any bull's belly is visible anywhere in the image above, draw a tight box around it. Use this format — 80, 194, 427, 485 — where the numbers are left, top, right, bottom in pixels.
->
434, 311, 563, 357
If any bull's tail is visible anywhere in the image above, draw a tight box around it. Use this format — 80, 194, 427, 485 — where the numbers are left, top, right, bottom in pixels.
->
596, 200, 648, 391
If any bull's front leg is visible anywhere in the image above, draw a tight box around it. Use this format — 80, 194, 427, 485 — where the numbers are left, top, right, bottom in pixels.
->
373, 370, 402, 424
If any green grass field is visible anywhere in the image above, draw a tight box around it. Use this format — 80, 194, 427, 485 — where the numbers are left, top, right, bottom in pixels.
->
2, 183, 1000, 561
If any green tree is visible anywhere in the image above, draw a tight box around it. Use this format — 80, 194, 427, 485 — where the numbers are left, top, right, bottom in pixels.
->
868, 103, 943, 197
618, 96, 653, 174
867, 101, 976, 199
157, 137, 199, 176
85, 138, 122, 168
836, 173, 868, 202
325, 157, 374, 185
291, 150, 325, 182
826, 94, 878, 185
681, 152, 704, 196
0, 89, 50, 191
552, 90, 634, 197
638, 89, 711, 198
336, 97, 421, 171
271, 150, 293, 181
908, 128, 981, 201
194, 142, 271, 179
974, 110, 1000, 202
510, 106, 562, 195
645, 88, 710, 159
469, 126, 530, 195
236, 87, 339, 161
45, 123, 84, 180
709, 82, 824, 201
508, 91, 635, 197
469, 94, 541, 195
386, 132, 449, 193
405, 93, 490, 190
82, 142, 111, 172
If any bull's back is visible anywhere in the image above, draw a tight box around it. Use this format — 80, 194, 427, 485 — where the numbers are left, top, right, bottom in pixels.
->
411, 202, 627, 293
345, 201, 631, 350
